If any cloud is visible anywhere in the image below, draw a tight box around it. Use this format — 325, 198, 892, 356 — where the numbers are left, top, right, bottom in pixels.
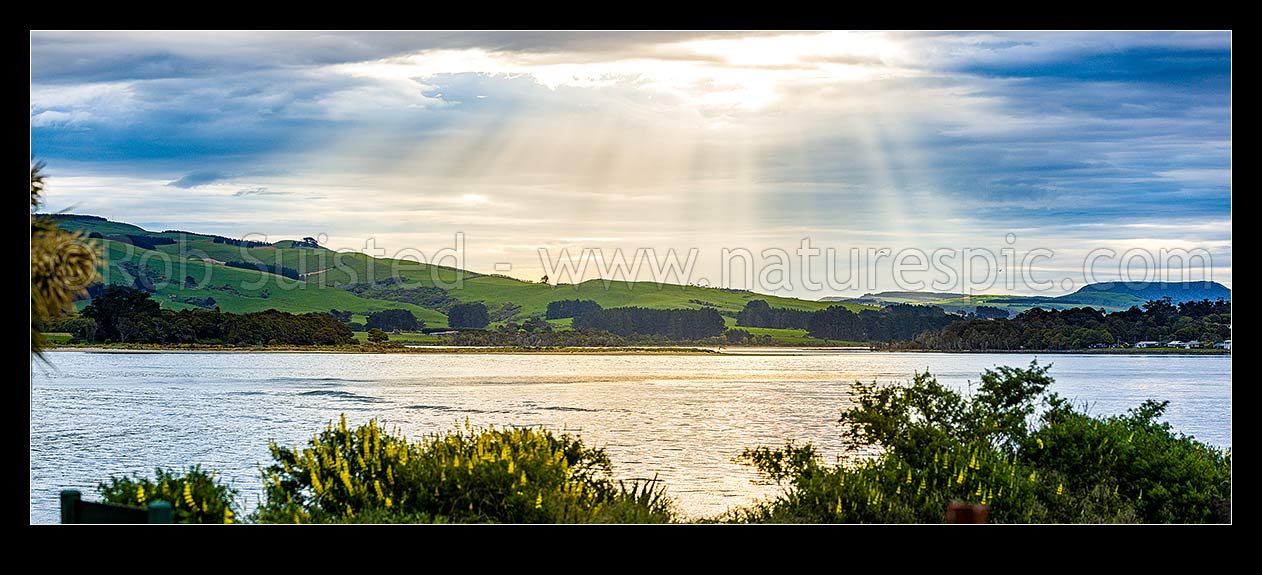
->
29, 32, 1231, 296
233, 187, 287, 197
167, 170, 230, 188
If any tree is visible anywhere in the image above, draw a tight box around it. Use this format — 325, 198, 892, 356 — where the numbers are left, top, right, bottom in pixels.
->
365, 309, 420, 332
82, 285, 161, 343
31, 161, 101, 355
60, 317, 98, 342
366, 328, 389, 343
448, 302, 490, 329
545, 299, 602, 320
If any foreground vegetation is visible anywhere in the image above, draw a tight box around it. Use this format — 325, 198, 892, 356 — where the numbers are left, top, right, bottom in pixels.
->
86, 363, 1229, 524
725, 362, 1231, 523
102, 419, 674, 523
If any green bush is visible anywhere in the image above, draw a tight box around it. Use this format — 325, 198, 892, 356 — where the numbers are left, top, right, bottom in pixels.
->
727, 361, 1230, 523
96, 465, 240, 524
254, 416, 675, 523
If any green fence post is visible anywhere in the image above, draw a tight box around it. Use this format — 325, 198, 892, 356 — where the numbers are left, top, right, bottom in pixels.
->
60, 490, 81, 524
148, 501, 173, 524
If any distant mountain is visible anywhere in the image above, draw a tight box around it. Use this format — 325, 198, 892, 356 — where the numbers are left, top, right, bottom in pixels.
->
818, 281, 1230, 314
1072, 281, 1230, 305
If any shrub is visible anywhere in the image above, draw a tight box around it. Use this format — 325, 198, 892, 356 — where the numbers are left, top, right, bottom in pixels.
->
254, 416, 675, 523
367, 328, 389, 343
96, 465, 240, 524
727, 362, 1230, 523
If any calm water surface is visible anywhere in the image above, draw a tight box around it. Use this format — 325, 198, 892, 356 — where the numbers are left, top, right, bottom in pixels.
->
30, 351, 1231, 523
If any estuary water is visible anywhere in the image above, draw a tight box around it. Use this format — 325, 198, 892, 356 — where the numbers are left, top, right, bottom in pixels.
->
30, 351, 1231, 523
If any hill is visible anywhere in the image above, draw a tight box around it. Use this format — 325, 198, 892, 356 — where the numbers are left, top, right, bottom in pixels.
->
53, 214, 873, 328
821, 281, 1229, 314
1071, 281, 1230, 305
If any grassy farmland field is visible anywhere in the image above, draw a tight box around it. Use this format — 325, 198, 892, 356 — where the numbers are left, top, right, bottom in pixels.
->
58, 215, 873, 340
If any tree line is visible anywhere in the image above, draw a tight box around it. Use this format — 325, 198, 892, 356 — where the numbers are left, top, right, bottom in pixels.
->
223, 260, 301, 280
210, 235, 273, 248
896, 297, 1231, 351
545, 299, 603, 319
88, 233, 176, 251
737, 300, 958, 342
77, 286, 353, 345
735, 300, 812, 329
573, 306, 725, 339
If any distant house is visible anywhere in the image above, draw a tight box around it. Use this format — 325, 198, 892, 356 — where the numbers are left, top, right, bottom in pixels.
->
1135, 341, 1160, 348
1180, 340, 1201, 349
1214, 340, 1232, 350
1166, 340, 1184, 348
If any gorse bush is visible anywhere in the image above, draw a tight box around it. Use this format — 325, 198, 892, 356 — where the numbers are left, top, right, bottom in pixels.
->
97, 465, 239, 524
254, 416, 674, 523
727, 361, 1230, 523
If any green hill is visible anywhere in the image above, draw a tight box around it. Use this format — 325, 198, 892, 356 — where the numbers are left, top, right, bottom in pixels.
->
56, 214, 873, 329
820, 280, 1230, 315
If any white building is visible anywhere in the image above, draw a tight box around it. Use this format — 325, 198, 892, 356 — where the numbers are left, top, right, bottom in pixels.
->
1136, 341, 1160, 348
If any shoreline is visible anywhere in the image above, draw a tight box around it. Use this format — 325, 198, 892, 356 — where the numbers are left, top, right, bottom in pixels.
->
44, 344, 1228, 356
44, 345, 724, 355
881, 348, 1230, 355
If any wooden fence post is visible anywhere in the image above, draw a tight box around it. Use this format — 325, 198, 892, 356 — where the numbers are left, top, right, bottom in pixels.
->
60, 490, 81, 524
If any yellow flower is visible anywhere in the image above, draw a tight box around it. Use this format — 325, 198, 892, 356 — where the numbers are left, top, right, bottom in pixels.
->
224, 508, 234, 524
1036, 438, 1044, 449
136, 485, 146, 504
182, 483, 196, 509
1056, 482, 1064, 496
956, 469, 964, 485
535, 493, 543, 509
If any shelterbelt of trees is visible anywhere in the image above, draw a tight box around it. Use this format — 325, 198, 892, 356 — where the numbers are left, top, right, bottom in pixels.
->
737, 299, 959, 341
736, 297, 1230, 350
70, 286, 354, 345
52, 287, 1231, 350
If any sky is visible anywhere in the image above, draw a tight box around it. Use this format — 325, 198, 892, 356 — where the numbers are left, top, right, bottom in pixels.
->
30, 31, 1231, 298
